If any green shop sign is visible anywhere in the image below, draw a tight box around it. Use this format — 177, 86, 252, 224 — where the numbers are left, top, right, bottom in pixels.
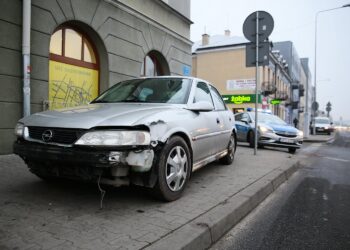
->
222, 94, 262, 104
270, 99, 281, 105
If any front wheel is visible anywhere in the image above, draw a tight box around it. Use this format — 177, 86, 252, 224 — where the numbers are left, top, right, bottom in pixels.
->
153, 136, 191, 201
220, 133, 236, 165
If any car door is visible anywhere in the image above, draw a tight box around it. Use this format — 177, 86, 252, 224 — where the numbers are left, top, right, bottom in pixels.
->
190, 81, 222, 163
235, 112, 251, 142
209, 85, 233, 153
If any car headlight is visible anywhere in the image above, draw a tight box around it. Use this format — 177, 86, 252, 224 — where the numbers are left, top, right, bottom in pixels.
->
14, 123, 24, 137
259, 125, 273, 133
298, 130, 303, 137
324, 126, 329, 129
75, 130, 151, 146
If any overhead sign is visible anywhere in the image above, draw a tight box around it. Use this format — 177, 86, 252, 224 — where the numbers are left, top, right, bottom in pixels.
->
222, 94, 262, 104
270, 99, 281, 105
226, 79, 256, 90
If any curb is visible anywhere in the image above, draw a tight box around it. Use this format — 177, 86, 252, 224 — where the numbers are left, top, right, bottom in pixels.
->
145, 161, 301, 250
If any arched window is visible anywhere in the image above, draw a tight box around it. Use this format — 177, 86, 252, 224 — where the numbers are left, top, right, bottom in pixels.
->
49, 26, 99, 110
141, 50, 170, 77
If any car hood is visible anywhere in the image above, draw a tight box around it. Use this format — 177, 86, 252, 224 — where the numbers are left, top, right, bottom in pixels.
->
261, 122, 299, 134
19, 103, 185, 129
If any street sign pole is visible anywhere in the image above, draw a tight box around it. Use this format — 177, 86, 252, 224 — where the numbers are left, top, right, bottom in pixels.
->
243, 10, 274, 155
254, 11, 259, 155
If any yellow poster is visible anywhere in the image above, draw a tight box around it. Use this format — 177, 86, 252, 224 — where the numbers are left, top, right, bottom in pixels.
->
49, 61, 99, 110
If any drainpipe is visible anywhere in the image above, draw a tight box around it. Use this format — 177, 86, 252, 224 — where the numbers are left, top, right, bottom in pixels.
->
22, 0, 31, 117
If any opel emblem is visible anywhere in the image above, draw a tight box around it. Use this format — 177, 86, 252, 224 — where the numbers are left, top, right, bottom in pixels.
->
42, 130, 53, 142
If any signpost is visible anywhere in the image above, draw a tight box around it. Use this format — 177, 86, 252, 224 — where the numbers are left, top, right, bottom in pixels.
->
243, 11, 274, 155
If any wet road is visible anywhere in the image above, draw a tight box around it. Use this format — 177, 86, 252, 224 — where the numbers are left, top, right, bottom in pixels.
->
211, 130, 350, 250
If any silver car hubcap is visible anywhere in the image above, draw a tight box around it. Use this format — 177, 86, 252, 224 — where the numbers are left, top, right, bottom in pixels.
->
165, 146, 188, 192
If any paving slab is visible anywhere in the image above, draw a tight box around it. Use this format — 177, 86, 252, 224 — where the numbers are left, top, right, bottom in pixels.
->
0, 145, 300, 250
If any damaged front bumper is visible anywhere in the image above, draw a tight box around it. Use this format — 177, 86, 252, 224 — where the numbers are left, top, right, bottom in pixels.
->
13, 140, 156, 186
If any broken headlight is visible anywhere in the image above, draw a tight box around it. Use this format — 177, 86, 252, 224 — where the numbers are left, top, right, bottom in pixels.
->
75, 130, 151, 146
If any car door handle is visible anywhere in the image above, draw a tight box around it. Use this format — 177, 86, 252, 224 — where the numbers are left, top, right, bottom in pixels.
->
216, 118, 220, 124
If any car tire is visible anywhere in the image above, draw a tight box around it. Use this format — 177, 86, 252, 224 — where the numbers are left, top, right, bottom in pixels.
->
220, 133, 236, 165
153, 136, 191, 202
248, 131, 255, 148
288, 148, 297, 154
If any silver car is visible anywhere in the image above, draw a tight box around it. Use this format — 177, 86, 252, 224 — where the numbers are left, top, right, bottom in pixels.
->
14, 77, 236, 201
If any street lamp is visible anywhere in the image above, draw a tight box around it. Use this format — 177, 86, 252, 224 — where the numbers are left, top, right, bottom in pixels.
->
313, 3, 350, 133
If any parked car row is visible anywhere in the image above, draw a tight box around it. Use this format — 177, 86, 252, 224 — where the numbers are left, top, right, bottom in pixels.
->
13, 76, 303, 201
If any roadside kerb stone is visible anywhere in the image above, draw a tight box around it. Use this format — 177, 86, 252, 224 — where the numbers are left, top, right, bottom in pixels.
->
146, 161, 300, 250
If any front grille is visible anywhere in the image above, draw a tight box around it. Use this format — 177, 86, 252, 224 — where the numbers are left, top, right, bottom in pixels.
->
275, 132, 297, 138
28, 127, 85, 144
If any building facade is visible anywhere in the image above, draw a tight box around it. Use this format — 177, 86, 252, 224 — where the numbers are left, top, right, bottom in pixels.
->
192, 32, 292, 122
0, 0, 192, 154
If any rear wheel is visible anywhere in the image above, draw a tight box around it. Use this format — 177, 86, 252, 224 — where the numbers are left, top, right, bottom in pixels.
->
153, 136, 191, 201
220, 133, 236, 165
288, 148, 297, 154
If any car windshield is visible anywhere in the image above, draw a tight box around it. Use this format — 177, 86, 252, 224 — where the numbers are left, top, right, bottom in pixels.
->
249, 112, 287, 125
92, 78, 192, 104
315, 118, 330, 124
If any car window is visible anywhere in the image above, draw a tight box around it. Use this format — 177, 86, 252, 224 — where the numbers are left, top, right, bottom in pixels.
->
235, 113, 243, 121
92, 78, 192, 104
242, 113, 250, 121
210, 86, 226, 110
248, 112, 286, 125
315, 118, 330, 124
193, 82, 213, 105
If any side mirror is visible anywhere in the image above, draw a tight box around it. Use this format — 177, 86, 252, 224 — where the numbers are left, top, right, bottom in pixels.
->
241, 118, 249, 124
187, 101, 214, 112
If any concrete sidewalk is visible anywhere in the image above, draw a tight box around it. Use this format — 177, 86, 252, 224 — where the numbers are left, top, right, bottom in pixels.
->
0, 146, 301, 250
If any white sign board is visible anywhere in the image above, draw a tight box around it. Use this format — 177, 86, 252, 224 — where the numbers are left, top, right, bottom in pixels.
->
226, 79, 256, 90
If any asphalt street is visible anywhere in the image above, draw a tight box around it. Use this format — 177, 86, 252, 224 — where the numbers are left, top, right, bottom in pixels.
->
211, 130, 350, 250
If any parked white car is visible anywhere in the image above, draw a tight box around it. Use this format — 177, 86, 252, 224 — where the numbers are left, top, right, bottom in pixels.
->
310, 117, 334, 135
14, 77, 236, 201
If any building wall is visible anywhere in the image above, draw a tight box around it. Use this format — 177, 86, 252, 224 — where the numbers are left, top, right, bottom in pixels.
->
0, 0, 192, 154
193, 47, 259, 112
192, 45, 292, 117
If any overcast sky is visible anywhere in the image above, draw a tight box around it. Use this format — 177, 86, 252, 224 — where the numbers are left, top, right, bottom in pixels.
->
190, 0, 350, 122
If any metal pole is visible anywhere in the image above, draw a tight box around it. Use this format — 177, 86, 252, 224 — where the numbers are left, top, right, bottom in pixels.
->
22, 0, 31, 117
254, 11, 259, 155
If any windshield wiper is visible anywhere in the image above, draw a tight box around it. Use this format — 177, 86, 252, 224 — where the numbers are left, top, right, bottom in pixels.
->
121, 99, 145, 103
90, 100, 110, 103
